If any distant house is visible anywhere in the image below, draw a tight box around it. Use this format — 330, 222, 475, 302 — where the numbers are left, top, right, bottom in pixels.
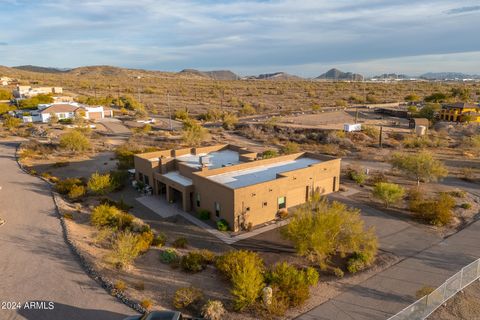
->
1, 76, 12, 86
440, 103, 480, 123
21, 103, 113, 123
409, 118, 429, 129
13, 85, 63, 99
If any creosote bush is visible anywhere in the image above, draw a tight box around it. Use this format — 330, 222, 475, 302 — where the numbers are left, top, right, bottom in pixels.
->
59, 129, 91, 153
173, 287, 203, 309
90, 204, 134, 230
172, 237, 188, 248
201, 300, 226, 320
109, 231, 142, 269
409, 190, 455, 226
87, 172, 114, 195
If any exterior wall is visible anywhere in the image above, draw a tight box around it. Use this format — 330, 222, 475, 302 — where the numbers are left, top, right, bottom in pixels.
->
87, 111, 103, 120
133, 156, 158, 187
231, 158, 341, 231
190, 175, 235, 228
440, 107, 480, 123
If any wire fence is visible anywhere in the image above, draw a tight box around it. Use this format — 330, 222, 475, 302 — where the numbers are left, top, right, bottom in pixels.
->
388, 258, 480, 320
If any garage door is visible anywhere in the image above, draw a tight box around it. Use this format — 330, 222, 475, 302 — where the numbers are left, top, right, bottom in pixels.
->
88, 112, 103, 120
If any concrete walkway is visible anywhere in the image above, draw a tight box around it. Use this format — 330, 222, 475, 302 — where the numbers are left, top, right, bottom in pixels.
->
297, 194, 480, 320
0, 140, 135, 320
135, 195, 290, 245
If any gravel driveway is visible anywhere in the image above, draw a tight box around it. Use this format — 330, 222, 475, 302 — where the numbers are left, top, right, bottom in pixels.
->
0, 140, 136, 320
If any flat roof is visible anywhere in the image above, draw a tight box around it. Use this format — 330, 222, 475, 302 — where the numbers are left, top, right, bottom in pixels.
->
207, 157, 321, 189
162, 171, 193, 187
176, 149, 241, 169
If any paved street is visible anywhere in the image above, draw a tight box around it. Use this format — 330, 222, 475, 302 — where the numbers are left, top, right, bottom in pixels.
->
0, 141, 135, 320
296, 193, 480, 320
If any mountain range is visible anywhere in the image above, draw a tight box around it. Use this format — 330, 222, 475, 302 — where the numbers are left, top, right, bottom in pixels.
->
5, 65, 480, 81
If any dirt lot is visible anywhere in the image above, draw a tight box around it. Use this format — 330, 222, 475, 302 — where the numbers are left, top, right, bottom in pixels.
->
429, 280, 480, 320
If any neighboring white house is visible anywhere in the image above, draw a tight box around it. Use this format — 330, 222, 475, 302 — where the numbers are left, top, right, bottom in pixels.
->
21, 103, 113, 123
13, 85, 63, 99
1, 76, 12, 86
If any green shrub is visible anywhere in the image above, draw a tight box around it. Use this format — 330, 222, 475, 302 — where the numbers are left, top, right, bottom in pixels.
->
173, 287, 203, 309
197, 249, 216, 264
216, 250, 264, 311
411, 192, 455, 226
181, 251, 206, 273
90, 204, 134, 230
216, 219, 229, 231
109, 231, 142, 269
460, 203, 472, 210
416, 286, 435, 299
100, 197, 133, 211
110, 170, 128, 190
87, 172, 114, 195
68, 184, 86, 200
160, 249, 179, 264
372, 182, 405, 208
262, 150, 278, 159
172, 237, 188, 248
347, 252, 371, 273
55, 178, 84, 195
449, 190, 466, 198
348, 169, 367, 185
280, 142, 300, 154
137, 230, 154, 253
266, 262, 318, 307
198, 210, 210, 220
152, 232, 167, 247
333, 267, 344, 278
59, 129, 91, 153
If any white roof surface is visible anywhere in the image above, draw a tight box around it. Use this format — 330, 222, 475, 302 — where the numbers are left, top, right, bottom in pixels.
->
207, 157, 320, 189
176, 149, 240, 169
162, 171, 193, 187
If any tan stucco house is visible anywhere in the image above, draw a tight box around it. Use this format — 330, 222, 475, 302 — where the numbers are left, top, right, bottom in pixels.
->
134, 144, 341, 232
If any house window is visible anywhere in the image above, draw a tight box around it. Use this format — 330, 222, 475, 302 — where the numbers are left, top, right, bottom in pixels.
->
196, 193, 201, 207
278, 196, 286, 210
215, 202, 221, 217
144, 175, 149, 186
58, 113, 65, 119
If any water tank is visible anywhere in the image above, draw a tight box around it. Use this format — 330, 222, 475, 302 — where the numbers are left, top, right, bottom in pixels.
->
416, 125, 427, 136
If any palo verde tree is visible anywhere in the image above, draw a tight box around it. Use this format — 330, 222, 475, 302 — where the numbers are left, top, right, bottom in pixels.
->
282, 195, 378, 270
372, 182, 405, 208
390, 151, 448, 186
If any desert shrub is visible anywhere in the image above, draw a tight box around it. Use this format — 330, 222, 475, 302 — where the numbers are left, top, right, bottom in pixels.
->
114, 280, 126, 292
348, 169, 367, 185
362, 125, 379, 139
140, 299, 153, 310
238, 102, 256, 116
67, 184, 86, 200
87, 172, 114, 195
201, 300, 226, 320
198, 210, 210, 220
197, 249, 216, 264
137, 229, 154, 253
174, 109, 190, 121
280, 141, 300, 154
262, 149, 278, 159
372, 182, 405, 208
160, 249, 179, 264
283, 196, 378, 269
109, 231, 142, 269
416, 286, 435, 299
173, 287, 203, 309
216, 219, 229, 231
181, 119, 210, 146
115, 144, 141, 169
100, 197, 133, 211
90, 204, 134, 230
410, 192, 455, 226
151, 232, 167, 247
55, 178, 84, 195
278, 208, 288, 219
110, 170, 128, 190
216, 250, 264, 311
3, 115, 22, 130
347, 252, 371, 273
222, 112, 238, 130
449, 190, 466, 198
59, 129, 91, 153
94, 227, 115, 246
172, 237, 188, 248
460, 203, 472, 209
266, 262, 318, 307
181, 251, 207, 273
333, 267, 344, 278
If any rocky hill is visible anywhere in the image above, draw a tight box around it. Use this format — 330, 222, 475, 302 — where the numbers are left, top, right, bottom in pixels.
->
316, 68, 363, 81
245, 72, 303, 80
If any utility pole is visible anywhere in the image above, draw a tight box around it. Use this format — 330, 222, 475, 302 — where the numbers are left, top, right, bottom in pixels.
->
355, 107, 359, 123
379, 126, 383, 148
167, 91, 172, 131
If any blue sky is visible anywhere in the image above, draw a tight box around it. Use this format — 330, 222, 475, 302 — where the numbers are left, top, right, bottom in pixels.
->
1, 0, 480, 76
